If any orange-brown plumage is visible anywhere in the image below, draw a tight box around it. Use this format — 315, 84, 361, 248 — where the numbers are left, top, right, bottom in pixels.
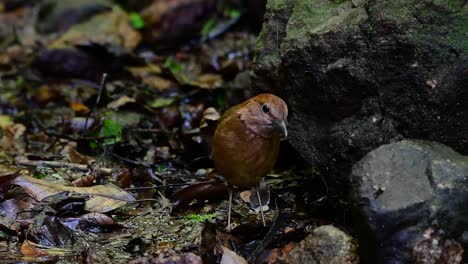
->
211, 93, 288, 229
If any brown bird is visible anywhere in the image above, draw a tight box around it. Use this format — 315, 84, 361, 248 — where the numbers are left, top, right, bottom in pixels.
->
212, 93, 288, 231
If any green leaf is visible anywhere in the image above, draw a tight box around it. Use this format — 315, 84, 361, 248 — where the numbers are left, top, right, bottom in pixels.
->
163, 57, 183, 74
0, 115, 13, 129
33, 171, 47, 179
185, 213, 218, 222
100, 118, 123, 146
129, 12, 145, 29
149, 97, 175, 109
201, 18, 216, 36
228, 9, 241, 18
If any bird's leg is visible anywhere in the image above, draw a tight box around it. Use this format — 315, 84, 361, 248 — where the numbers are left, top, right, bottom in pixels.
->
227, 186, 233, 232
256, 188, 266, 226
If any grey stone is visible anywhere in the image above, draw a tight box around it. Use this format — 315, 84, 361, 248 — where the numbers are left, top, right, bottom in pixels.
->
252, 0, 468, 182
351, 140, 468, 263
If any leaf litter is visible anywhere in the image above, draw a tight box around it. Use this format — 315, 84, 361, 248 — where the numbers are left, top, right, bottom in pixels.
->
0, 0, 335, 263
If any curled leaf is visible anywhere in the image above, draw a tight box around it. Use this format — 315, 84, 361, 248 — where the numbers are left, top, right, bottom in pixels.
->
12, 176, 135, 213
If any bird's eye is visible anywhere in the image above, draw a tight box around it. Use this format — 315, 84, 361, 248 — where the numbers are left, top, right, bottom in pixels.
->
260, 104, 270, 113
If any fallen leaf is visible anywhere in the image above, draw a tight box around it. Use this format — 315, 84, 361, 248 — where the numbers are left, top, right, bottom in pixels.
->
142, 75, 173, 91
20, 240, 76, 258
220, 246, 248, 264
51, 7, 141, 50
12, 176, 135, 213
20, 240, 49, 257
0, 115, 13, 129
0, 197, 36, 231
190, 73, 223, 89
107, 95, 136, 109
149, 97, 176, 109
70, 102, 90, 114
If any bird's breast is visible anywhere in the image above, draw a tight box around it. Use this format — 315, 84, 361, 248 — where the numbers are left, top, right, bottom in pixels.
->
212, 117, 281, 188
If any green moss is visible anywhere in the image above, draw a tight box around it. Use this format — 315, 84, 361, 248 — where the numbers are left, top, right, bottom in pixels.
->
266, 0, 288, 12
283, 0, 367, 48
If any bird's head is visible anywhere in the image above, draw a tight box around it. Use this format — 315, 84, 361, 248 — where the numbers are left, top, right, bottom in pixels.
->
238, 93, 288, 139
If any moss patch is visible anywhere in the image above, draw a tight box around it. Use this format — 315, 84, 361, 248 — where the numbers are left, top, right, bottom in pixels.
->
283, 0, 367, 49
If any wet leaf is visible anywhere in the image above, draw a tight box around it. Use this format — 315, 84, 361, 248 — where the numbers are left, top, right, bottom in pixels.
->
12, 175, 136, 213
171, 182, 227, 213
0, 170, 20, 199
0, 197, 36, 231
61, 212, 122, 231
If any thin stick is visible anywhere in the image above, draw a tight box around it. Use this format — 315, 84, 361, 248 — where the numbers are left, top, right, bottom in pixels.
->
16, 159, 112, 174
227, 187, 233, 232
256, 189, 266, 226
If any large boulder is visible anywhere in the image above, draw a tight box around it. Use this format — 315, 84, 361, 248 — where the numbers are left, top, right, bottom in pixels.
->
351, 140, 467, 263
252, 0, 468, 179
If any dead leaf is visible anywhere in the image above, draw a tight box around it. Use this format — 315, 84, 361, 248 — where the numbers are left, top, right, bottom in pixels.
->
67, 149, 91, 165
20, 240, 49, 257
51, 7, 141, 50
0, 197, 36, 231
107, 95, 136, 109
0, 123, 26, 153
190, 73, 223, 89
142, 75, 173, 91
12, 176, 135, 213
20, 240, 76, 258
220, 246, 248, 264
0, 115, 13, 129
70, 102, 90, 114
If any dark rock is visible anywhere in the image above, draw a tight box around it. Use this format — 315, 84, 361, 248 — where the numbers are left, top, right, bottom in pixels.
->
252, 0, 468, 181
33, 47, 108, 83
284, 225, 359, 264
351, 140, 468, 263
141, 0, 217, 46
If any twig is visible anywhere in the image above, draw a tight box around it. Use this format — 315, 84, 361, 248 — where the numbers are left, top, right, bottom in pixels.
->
125, 180, 223, 191
83, 73, 107, 136
16, 159, 112, 175
247, 201, 282, 262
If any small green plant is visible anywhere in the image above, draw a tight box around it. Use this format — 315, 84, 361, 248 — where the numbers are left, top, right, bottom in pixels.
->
185, 213, 218, 223
201, 18, 216, 36
91, 115, 123, 148
163, 57, 183, 74
129, 12, 145, 29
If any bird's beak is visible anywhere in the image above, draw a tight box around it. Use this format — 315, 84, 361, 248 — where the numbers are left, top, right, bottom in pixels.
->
272, 119, 288, 138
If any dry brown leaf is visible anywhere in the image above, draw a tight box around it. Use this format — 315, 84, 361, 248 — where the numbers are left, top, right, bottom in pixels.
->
12, 176, 135, 213
20, 240, 49, 257
142, 75, 173, 91
20, 240, 76, 258
51, 7, 141, 50
70, 102, 90, 114
67, 148, 91, 165
192, 73, 223, 89
107, 95, 136, 109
